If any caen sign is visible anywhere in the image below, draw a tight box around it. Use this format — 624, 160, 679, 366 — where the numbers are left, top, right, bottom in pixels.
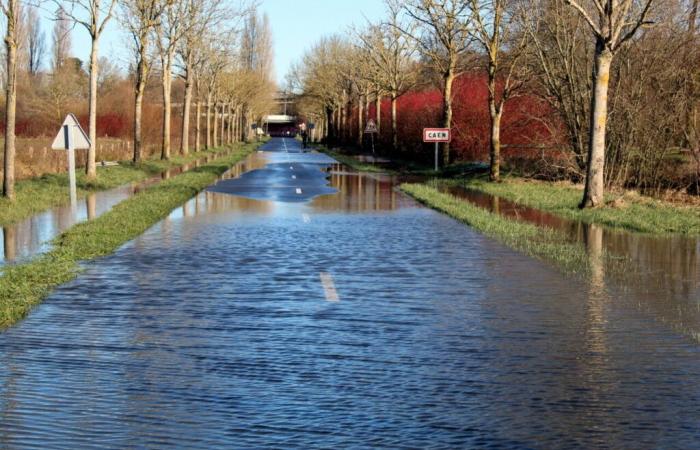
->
423, 128, 451, 143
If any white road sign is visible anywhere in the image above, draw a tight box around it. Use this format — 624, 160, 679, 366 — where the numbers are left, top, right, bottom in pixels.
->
423, 128, 451, 143
52, 113, 91, 150
52, 114, 91, 209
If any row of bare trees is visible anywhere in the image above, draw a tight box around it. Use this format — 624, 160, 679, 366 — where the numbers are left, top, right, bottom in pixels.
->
1, 0, 276, 200
293, 0, 695, 208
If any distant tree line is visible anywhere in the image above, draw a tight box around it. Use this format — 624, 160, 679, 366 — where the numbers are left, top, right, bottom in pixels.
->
292, 0, 699, 207
0, 0, 276, 200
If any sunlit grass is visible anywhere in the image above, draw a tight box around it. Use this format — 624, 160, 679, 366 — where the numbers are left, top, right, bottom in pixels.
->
0, 143, 259, 330
455, 177, 700, 235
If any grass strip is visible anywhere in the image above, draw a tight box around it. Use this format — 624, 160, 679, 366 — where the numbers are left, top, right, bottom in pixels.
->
452, 177, 700, 235
0, 142, 259, 330
0, 146, 235, 228
319, 147, 393, 173
401, 182, 593, 275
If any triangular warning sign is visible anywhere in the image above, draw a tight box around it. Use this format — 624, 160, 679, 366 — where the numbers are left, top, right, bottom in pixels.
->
364, 119, 378, 134
52, 113, 91, 150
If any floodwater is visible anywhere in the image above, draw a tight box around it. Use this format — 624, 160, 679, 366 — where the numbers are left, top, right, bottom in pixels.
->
0, 149, 239, 267
0, 138, 699, 448
441, 185, 700, 341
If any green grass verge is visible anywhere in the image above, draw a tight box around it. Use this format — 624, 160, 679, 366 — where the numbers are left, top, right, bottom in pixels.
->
0, 142, 259, 330
401, 182, 594, 275
455, 177, 700, 235
0, 146, 235, 228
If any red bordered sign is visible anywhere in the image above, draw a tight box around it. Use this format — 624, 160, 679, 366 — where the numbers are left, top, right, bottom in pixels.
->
423, 128, 451, 143
423, 128, 451, 142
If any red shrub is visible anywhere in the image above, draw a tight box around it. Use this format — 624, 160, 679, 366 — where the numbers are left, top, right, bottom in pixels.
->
356, 73, 560, 163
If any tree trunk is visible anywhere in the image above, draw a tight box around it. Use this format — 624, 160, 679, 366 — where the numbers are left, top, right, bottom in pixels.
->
232, 107, 238, 143
133, 45, 147, 163
357, 94, 364, 147
161, 58, 172, 160
442, 68, 455, 166
375, 93, 381, 133
3, 1, 18, 200
206, 92, 212, 149
195, 98, 201, 152
326, 107, 335, 144
220, 104, 225, 145
213, 101, 219, 147
181, 63, 193, 156
391, 92, 398, 152
488, 69, 502, 182
86, 36, 99, 179
489, 106, 503, 182
580, 43, 613, 209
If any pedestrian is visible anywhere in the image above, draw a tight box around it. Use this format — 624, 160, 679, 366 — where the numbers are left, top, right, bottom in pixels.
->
302, 130, 309, 149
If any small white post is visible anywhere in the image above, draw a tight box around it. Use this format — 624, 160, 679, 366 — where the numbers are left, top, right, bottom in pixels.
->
67, 125, 77, 210
434, 142, 439, 172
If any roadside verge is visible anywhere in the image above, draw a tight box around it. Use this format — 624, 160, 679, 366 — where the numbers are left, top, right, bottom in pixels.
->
401, 183, 595, 275
0, 146, 237, 229
0, 142, 259, 330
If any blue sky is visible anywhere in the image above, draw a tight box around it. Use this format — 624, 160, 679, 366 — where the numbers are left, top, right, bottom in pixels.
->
55, 0, 385, 85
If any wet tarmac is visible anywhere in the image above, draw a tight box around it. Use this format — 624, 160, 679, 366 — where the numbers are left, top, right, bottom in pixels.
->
0, 138, 699, 448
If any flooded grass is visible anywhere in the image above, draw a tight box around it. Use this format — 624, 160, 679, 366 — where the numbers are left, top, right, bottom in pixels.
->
0, 143, 259, 329
401, 182, 594, 275
445, 177, 700, 235
0, 146, 236, 228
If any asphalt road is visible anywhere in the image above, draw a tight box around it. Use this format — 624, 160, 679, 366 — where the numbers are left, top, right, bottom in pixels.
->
0, 138, 698, 449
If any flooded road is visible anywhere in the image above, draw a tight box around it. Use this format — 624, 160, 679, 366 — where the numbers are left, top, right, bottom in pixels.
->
0, 149, 239, 267
0, 138, 699, 448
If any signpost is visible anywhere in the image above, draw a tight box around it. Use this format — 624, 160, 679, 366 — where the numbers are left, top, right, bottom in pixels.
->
364, 119, 378, 154
423, 128, 451, 171
52, 114, 91, 209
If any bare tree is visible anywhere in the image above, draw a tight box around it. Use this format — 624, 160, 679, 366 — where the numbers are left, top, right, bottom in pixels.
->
402, 0, 472, 165
121, 0, 167, 163
564, 0, 655, 208
178, 0, 230, 155
56, 0, 118, 179
156, 0, 190, 160
52, 7, 72, 71
26, 5, 45, 76
1, 0, 19, 200
357, 0, 419, 152
469, 0, 528, 181
525, 0, 592, 177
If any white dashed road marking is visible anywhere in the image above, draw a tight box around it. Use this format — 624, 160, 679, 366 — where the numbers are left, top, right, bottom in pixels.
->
320, 272, 339, 302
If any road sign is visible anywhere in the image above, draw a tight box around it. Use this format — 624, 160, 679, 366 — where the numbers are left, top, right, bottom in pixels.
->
52, 114, 91, 209
52, 113, 91, 150
308, 123, 315, 130
423, 128, 451, 143
364, 119, 378, 134
423, 128, 451, 172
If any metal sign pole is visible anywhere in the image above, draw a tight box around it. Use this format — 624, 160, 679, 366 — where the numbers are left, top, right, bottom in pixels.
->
435, 142, 439, 172
371, 133, 375, 155
67, 125, 77, 209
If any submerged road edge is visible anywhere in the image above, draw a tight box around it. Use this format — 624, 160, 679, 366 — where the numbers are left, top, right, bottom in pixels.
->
0, 142, 263, 331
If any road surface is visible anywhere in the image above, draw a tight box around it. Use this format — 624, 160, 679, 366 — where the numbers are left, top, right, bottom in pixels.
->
0, 138, 698, 448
